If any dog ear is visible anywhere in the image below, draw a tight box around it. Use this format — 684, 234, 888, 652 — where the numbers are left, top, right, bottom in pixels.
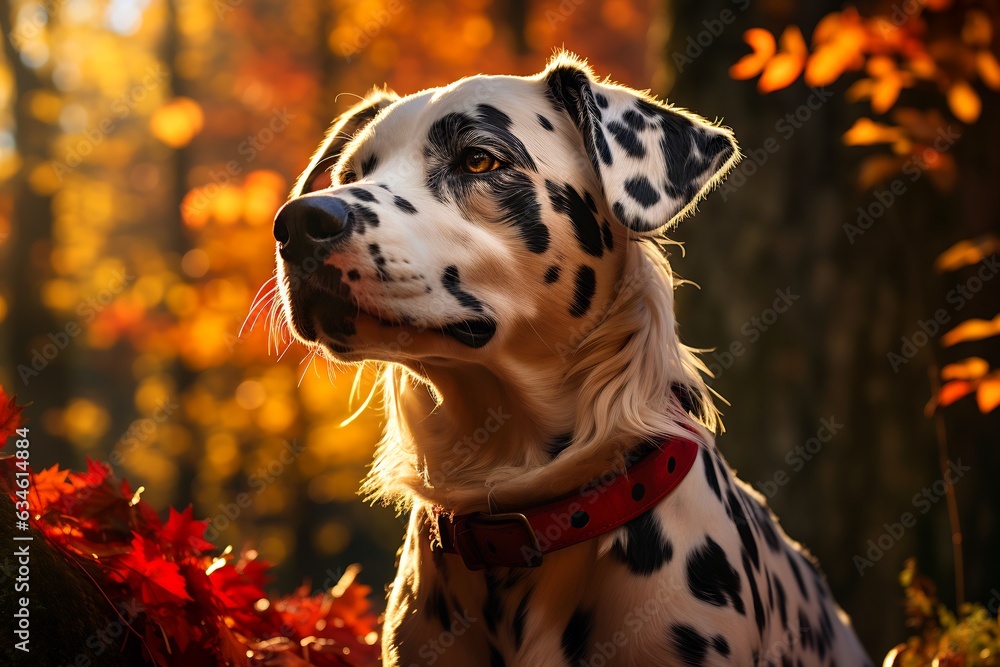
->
293, 89, 399, 196
543, 54, 739, 234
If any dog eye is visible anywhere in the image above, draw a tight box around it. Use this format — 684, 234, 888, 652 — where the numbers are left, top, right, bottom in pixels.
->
460, 149, 501, 174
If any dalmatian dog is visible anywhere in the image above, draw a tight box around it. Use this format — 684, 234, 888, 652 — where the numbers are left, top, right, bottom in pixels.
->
270, 52, 871, 667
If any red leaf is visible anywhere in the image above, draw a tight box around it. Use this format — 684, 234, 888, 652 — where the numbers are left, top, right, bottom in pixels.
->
161, 506, 216, 557
27, 465, 74, 511
0, 388, 26, 446
114, 534, 193, 607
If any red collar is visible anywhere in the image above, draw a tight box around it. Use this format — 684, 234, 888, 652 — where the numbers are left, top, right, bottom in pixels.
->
432, 435, 699, 570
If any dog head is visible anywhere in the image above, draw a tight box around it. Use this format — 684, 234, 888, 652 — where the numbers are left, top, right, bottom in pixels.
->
273, 53, 739, 369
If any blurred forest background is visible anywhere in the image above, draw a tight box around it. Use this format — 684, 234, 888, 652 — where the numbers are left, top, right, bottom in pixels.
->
1, 0, 998, 658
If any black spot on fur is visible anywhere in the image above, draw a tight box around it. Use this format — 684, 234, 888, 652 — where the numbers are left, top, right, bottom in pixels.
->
712, 635, 730, 657
749, 497, 782, 553
346, 269, 360, 282
601, 221, 614, 251
348, 187, 376, 202
353, 204, 380, 233
393, 195, 417, 214
561, 609, 591, 665
543, 265, 561, 284
611, 510, 673, 574
546, 180, 603, 257
498, 171, 549, 253
477, 103, 513, 130
595, 92, 610, 109
368, 243, 389, 281
670, 624, 709, 666
774, 576, 788, 627
622, 108, 646, 130
546, 432, 572, 459
727, 490, 760, 570
360, 154, 378, 177
700, 450, 721, 500
537, 113, 554, 131
594, 128, 613, 166
442, 265, 485, 313
512, 590, 530, 651
786, 552, 810, 601
624, 176, 661, 208
569, 265, 596, 317
426, 587, 451, 630
482, 572, 503, 633
607, 119, 646, 158
686, 536, 745, 614
742, 552, 766, 637
488, 643, 505, 667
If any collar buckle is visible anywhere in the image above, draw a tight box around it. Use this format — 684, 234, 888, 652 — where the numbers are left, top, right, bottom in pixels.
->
438, 511, 542, 570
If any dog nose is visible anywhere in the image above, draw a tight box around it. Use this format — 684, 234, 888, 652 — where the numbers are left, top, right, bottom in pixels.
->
273, 195, 354, 250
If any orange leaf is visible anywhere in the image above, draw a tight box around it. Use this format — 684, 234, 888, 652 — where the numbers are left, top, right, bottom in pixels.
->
947, 81, 981, 123
757, 26, 807, 93
846, 78, 874, 102
937, 380, 975, 407
872, 74, 903, 114
730, 29, 776, 80
843, 118, 905, 145
805, 46, 850, 86
867, 56, 896, 78
934, 235, 1000, 272
857, 155, 906, 190
941, 314, 1000, 346
0, 388, 26, 446
975, 51, 1000, 90
977, 376, 1000, 412
941, 357, 989, 381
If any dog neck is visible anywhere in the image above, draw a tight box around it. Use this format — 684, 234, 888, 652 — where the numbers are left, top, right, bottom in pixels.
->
363, 241, 720, 513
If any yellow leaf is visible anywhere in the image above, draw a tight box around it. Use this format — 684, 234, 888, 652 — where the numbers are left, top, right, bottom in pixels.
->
937, 380, 975, 407
934, 235, 1000, 272
977, 376, 1000, 412
941, 357, 989, 381
150, 97, 204, 149
947, 81, 981, 123
843, 118, 905, 145
975, 51, 1000, 90
730, 29, 776, 80
872, 74, 903, 114
941, 314, 1000, 347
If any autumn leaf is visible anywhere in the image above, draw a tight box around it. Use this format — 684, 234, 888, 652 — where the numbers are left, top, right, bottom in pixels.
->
937, 380, 976, 407
114, 534, 193, 607
843, 118, 905, 145
872, 74, 904, 114
0, 388, 26, 446
947, 80, 981, 123
975, 51, 1000, 90
934, 235, 1000, 272
730, 29, 776, 80
941, 314, 1000, 346
26, 465, 74, 511
941, 357, 989, 381
150, 97, 204, 148
161, 505, 216, 557
759, 26, 807, 93
977, 375, 1000, 412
